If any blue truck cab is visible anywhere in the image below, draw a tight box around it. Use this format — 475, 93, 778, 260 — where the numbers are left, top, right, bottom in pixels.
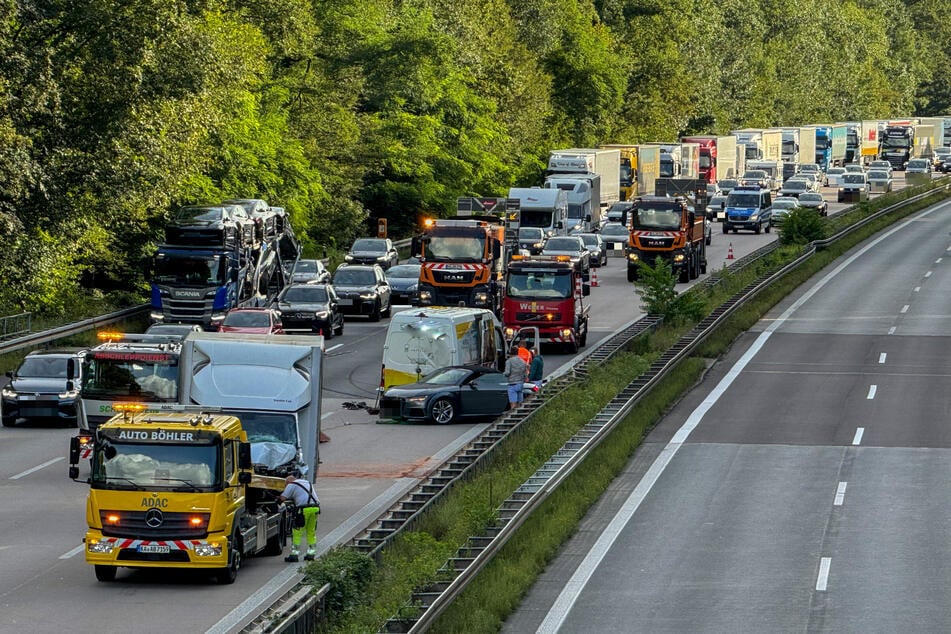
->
723, 186, 772, 235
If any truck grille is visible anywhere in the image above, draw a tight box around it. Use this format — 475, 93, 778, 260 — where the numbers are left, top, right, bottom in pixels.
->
515, 312, 562, 322
636, 237, 674, 249
431, 269, 477, 284
164, 297, 212, 322
100, 510, 210, 540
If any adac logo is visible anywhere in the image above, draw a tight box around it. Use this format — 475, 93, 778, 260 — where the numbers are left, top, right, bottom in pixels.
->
141, 493, 169, 509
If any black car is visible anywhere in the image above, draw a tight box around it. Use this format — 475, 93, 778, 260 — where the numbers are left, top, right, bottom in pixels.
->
380, 366, 510, 424
576, 233, 607, 267
165, 204, 255, 248
345, 238, 399, 270
274, 283, 344, 337
222, 198, 282, 239
517, 227, 547, 255
332, 264, 392, 321
2, 349, 86, 427
290, 259, 332, 284
385, 263, 422, 305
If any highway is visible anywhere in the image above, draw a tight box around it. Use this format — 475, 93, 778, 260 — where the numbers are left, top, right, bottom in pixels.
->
0, 176, 914, 633
505, 184, 951, 632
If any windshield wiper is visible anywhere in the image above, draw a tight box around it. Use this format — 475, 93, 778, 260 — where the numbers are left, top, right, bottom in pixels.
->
102, 476, 145, 490
154, 477, 203, 492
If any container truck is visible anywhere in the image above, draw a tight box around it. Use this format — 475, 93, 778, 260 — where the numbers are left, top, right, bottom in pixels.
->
811, 124, 847, 170
680, 135, 738, 185
842, 122, 862, 164
646, 143, 700, 180
917, 118, 943, 158
799, 127, 816, 172
861, 120, 880, 164
880, 122, 918, 169
546, 148, 620, 215
731, 129, 782, 163
636, 145, 661, 195
776, 128, 802, 180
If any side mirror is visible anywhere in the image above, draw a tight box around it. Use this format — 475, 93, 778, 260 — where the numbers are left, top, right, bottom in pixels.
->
238, 442, 252, 470
67, 358, 76, 380
411, 236, 422, 258
5, 370, 12, 379
238, 472, 252, 485
68, 466, 79, 480
585, 214, 591, 222
69, 436, 81, 465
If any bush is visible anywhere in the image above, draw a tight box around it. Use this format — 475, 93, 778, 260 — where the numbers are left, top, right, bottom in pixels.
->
634, 257, 706, 325
778, 208, 827, 245
302, 546, 375, 620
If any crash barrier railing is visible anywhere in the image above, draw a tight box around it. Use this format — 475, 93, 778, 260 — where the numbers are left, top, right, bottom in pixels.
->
0, 312, 31, 341
0, 304, 150, 356
384, 180, 951, 632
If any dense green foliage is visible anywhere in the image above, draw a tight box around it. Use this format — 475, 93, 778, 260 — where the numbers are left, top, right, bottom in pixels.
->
0, 0, 947, 315
635, 256, 707, 323
778, 208, 827, 245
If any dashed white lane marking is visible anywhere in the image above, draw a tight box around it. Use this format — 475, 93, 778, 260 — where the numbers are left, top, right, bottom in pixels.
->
326, 343, 343, 352
925, 271, 932, 278
10, 457, 63, 480
888, 326, 897, 335
852, 427, 865, 446
878, 353, 886, 364
867, 385, 877, 400
900, 305, 909, 313
914, 286, 920, 292
834, 482, 848, 506
321, 411, 334, 420
816, 557, 832, 591
59, 544, 85, 560
937, 258, 943, 264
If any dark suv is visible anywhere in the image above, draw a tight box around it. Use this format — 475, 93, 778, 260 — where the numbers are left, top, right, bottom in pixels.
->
332, 264, 392, 321
274, 283, 345, 337
345, 238, 399, 270
2, 349, 86, 427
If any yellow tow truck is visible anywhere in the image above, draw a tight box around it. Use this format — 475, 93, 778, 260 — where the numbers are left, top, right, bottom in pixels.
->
68, 404, 292, 584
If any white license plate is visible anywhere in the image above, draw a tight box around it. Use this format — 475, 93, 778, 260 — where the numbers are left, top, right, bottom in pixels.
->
138, 544, 170, 554
337, 298, 353, 306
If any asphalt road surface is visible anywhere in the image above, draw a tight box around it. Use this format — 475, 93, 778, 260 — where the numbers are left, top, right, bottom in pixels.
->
505, 190, 951, 632
0, 174, 920, 633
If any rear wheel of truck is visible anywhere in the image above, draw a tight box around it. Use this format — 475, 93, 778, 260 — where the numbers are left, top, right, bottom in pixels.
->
765, 220, 771, 234
579, 325, 588, 348
1, 417, 15, 427
94, 565, 117, 582
334, 318, 344, 336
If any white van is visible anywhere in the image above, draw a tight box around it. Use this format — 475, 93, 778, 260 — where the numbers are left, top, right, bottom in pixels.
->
381, 307, 504, 389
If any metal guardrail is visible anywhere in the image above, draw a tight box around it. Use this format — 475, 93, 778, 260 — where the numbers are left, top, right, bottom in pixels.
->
243, 583, 330, 634
0, 304, 150, 356
0, 312, 31, 340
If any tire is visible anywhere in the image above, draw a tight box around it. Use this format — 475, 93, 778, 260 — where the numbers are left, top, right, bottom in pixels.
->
706, 232, 712, 246
1, 417, 15, 427
263, 517, 285, 557
216, 531, 241, 585
627, 266, 638, 283
95, 565, 117, 582
722, 224, 728, 234
765, 221, 771, 234
334, 317, 344, 336
382, 301, 391, 318
754, 222, 762, 235
369, 303, 381, 322
579, 324, 588, 348
429, 397, 456, 425
322, 322, 334, 339
678, 261, 689, 284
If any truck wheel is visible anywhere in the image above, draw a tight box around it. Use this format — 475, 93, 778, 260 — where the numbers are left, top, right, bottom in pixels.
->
700, 257, 707, 275
216, 530, 241, 585
369, 303, 381, 322
94, 565, 117, 582
722, 223, 728, 234
429, 398, 456, 425
1, 417, 15, 427
263, 518, 285, 557
678, 261, 690, 284
579, 325, 588, 348
627, 266, 638, 283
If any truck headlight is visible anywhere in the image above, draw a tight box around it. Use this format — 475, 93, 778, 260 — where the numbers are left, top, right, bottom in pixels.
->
149, 312, 165, 322
474, 292, 488, 303
673, 254, 685, 263
561, 328, 573, 338
627, 253, 639, 262
419, 290, 431, 302
750, 214, 759, 221
194, 542, 223, 557
87, 540, 116, 554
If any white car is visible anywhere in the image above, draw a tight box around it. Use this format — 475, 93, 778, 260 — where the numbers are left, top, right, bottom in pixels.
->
825, 167, 847, 188
869, 160, 892, 174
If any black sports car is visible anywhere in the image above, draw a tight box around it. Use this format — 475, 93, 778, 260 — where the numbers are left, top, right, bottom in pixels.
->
380, 366, 512, 424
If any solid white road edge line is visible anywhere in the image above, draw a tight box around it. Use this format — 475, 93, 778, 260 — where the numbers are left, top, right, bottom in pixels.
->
10, 457, 63, 480
834, 482, 847, 506
888, 326, 897, 335
852, 428, 865, 446
878, 353, 886, 364
867, 385, 877, 399
816, 557, 832, 591
535, 200, 951, 633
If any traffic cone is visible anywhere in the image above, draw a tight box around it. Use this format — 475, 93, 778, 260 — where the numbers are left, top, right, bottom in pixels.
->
727, 243, 734, 260
591, 268, 599, 287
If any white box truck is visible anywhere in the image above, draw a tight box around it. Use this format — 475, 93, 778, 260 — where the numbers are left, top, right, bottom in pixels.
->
547, 148, 620, 214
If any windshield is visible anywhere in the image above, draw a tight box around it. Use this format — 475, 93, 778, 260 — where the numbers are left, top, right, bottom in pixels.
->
295, 260, 319, 273
773, 201, 797, 209
172, 207, 223, 223
827, 168, 845, 175
334, 269, 376, 286
619, 159, 633, 187
422, 368, 472, 385
720, 180, 738, 189
387, 264, 420, 278
82, 354, 179, 401
518, 228, 544, 240
507, 270, 573, 298
843, 174, 865, 184
544, 237, 582, 251
578, 234, 598, 246
153, 253, 224, 286
868, 171, 889, 179
233, 411, 297, 445
384, 321, 453, 372
222, 311, 270, 328
600, 224, 629, 237
567, 203, 584, 220
907, 160, 928, 169
745, 146, 759, 160
801, 165, 818, 173
632, 207, 682, 231
659, 157, 674, 177
728, 193, 762, 208
743, 171, 766, 179
17, 356, 70, 378
881, 137, 910, 150
781, 140, 797, 155
281, 286, 328, 303
698, 155, 712, 170
352, 239, 386, 252
425, 235, 486, 261
784, 181, 807, 190
92, 441, 218, 489
520, 209, 555, 229
799, 194, 823, 203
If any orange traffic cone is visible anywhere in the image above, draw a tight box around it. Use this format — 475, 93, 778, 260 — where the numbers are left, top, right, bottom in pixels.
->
727, 243, 734, 260
591, 268, 599, 287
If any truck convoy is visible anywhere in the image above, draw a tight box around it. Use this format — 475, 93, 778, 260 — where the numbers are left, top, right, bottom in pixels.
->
546, 148, 620, 221
810, 124, 847, 171
624, 195, 707, 284
503, 255, 590, 353
69, 406, 292, 584
775, 127, 816, 180
646, 143, 700, 181
680, 135, 738, 185
77, 331, 323, 479
598, 144, 638, 201
731, 129, 782, 163
880, 121, 917, 169
413, 197, 518, 315
508, 187, 568, 238
149, 202, 300, 329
